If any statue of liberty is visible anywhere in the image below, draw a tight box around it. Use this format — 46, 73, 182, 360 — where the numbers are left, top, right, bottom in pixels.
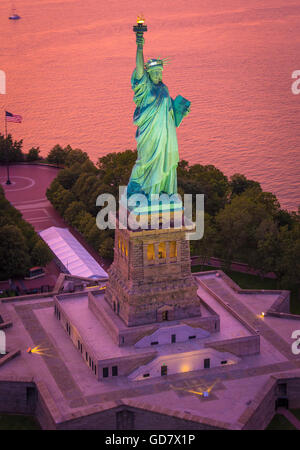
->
127, 22, 190, 200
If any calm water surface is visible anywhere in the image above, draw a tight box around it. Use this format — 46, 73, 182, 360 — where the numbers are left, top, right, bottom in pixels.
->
1, 0, 299, 210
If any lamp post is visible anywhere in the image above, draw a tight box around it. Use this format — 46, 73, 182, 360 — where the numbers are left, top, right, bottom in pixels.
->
5, 151, 11, 186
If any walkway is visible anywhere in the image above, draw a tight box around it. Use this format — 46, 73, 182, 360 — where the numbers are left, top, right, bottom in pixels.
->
0, 164, 62, 232
15, 301, 86, 408
0, 163, 109, 270
201, 277, 297, 360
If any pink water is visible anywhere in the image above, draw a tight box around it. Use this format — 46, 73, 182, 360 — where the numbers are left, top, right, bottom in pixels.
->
1, 0, 299, 210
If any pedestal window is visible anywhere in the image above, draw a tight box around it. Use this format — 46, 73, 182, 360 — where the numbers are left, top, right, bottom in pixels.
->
162, 310, 168, 321
161, 365, 168, 376
158, 242, 166, 259
147, 243, 155, 261
169, 241, 177, 258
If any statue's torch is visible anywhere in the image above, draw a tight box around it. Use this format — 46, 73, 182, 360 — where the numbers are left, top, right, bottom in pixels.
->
133, 16, 147, 46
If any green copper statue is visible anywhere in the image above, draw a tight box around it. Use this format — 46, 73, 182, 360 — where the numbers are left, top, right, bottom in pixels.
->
127, 23, 190, 199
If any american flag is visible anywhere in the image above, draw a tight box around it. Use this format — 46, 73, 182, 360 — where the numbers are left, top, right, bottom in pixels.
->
5, 111, 22, 123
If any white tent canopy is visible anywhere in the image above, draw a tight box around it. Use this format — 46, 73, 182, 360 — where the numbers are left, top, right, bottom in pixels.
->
40, 226, 108, 279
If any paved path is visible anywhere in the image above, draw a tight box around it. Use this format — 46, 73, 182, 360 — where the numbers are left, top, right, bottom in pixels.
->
14, 302, 86, 407
202, 278, 297, 360
0, 163, 110, 270
0, 164, 63, 232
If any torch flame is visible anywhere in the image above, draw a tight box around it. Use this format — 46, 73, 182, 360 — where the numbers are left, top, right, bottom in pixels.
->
137, 15, 145, 24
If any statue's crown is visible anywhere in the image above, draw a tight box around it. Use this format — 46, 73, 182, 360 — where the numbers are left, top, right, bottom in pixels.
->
145, 58, 168, 71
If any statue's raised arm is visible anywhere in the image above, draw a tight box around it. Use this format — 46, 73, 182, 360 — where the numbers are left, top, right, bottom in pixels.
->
135, 34, 145, 80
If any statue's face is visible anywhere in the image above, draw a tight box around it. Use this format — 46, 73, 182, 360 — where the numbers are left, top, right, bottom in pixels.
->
149, 68, 162, 85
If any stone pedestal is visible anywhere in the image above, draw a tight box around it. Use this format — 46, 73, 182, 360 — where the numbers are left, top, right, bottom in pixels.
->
104, 210, 201, 327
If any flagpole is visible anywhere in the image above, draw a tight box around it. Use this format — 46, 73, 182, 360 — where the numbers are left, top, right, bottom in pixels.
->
5, 111, 7, 138
5, 111, 11, 185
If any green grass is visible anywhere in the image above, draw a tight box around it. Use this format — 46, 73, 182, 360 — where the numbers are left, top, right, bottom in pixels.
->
191, 264, 279, 290
191, 265, 220, 274
291, 409, 300, 422
0, 414, 41, 430
191, 265, 299, 315
266, 414, 297, 430
0, 290, 17, 298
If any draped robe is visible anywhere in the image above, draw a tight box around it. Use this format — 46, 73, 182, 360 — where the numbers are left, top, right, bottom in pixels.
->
127, 69, 179, 198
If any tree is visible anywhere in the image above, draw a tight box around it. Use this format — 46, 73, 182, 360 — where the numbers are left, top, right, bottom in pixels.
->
97, 150, 137, 197
56, 163, 83, 190
190, 213, 217, 264
0, 133, 24, 163
254, 190, 281, 218
16, 220, 39, 254
277, 224, 300, 290
64, 147, 90, 167
0, 225, 31, 280
76, 213, 95, 236
0, 186, 22, 227
46, 179, 64, 202
47, 183, 65, 211
229, 173, 261, 197
76, 211, 95, 235
80, 159, 98, 174
27, 147, 41, 162
275, 208, 295, 229
86, 225, 110, 253
47, 144, 91, 167
44, 147, 299, 281
47, 144, 68, 166
53, 189, 76, 216
98, 236, 114, 260
31, 240, 53, 267
72, 174, 102, 205
63, 201, 87, 226
178, 162, 229, 216
214, 192, 271, 268
177, 159, 189, 177
255, 219, 281, 277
